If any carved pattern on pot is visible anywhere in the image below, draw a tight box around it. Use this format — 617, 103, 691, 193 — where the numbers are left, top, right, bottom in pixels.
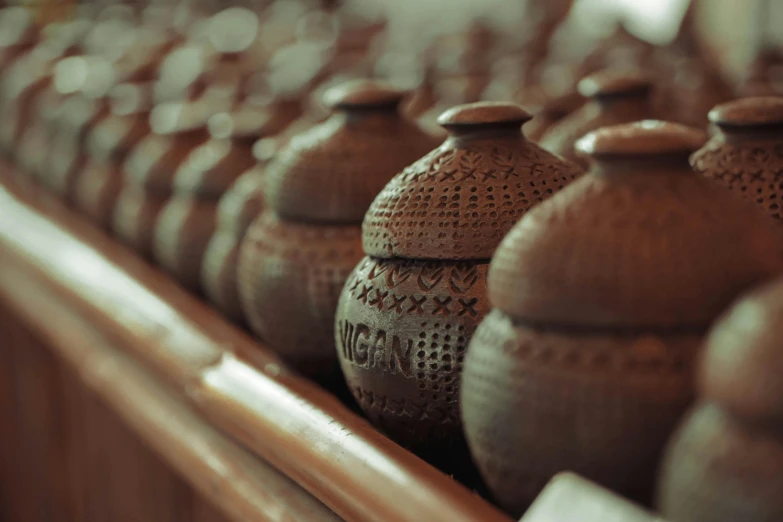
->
336, 101, 583, 469
337, 256, 489, 447
461, 121, 783, 517
691, 97, 783, 221
238, 80, 440, 382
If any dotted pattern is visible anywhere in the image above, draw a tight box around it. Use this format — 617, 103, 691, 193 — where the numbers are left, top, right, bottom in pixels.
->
692, 137, 783, 220
238, 212, 364, 380
335, 256, 490, 450
659, 403, 783, 522
461, 310, 699, 515
363, 141, 583, 260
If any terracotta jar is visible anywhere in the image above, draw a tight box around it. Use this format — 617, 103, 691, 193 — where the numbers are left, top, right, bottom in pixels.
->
238, 80, 440, 384
525, 90, 584, 143
199, 99, 301, 322
661, 55, 733, 129
40, 60, 116, 201
691, 97, 783, 221
539, 71, 656, 167
0, 21, 86, 157
334, 102, 583, 472
16, 81, 67, 180
152, 110, 274, 293
201, 162, 265, 323
460, 121, 783, 517
738, 47, 783, 97
657, 278, 783, 522
112, 102, 210, 258
73, 83, 154, 228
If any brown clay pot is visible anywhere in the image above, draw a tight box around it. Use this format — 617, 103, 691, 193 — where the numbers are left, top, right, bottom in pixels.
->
238, 80, 440, 384
113, 105, 209, 258
334, 102, 583, 474
152, 119, 261, 293
691, 97, 783, 221
0, 54, 57, 157
0, 24, 85, 158
539, 71, 657, 168
461, 121, 783, 517
525, 90, 585, 143
41, 95, 110, 202
16, 86, 64, 179
201, 163, 265, 324
658, 277, 783, 522
738, 47, 783, 97
73, 83, 154, 228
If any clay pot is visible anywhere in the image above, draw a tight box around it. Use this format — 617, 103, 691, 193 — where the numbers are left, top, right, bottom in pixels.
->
201, 163, 265, 323
238, 80, 440, 384
41, 94, 111, 201
198, 102, 301, 321
661, 55, 733, 129
0, 22, 86, 158
539, 71, 657, 167
113, 103, 210, 258
658, 277, 783, 522
73, 83, 154, 228
691, 97, 783, 221
16, 86, 64, 179
525, 90, 585, 143
334, 102, 583, 472
738, 47, 783, 97
460, 121, 783, 517
152, 114, 266, 293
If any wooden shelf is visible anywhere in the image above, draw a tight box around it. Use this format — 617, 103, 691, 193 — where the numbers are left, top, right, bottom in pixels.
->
0, 168, 512, 522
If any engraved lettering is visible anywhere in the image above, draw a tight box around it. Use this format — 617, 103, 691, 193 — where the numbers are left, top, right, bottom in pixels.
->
353, 323, 371, 365
340, 321, 414, 378
340, 320, 354, 361
389, 335, 412, 377
370, 330, 387, 370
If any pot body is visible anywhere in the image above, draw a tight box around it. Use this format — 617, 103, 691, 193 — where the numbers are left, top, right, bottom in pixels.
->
691, 133, 783, 220
202, 229, 244, 323
658, 403, 783, 522
461, 309, 699, 516
153, 196, 218, 293
336, 256, 489, 456
238, 212, 364, 381
201, 168, 265, 323
112, 185, 168, 258
113, 131, 208, 257
73, 162, 124, 229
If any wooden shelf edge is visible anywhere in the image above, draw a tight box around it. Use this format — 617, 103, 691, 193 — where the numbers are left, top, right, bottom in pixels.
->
0, 172, 513, 522
0, 254, 340, 522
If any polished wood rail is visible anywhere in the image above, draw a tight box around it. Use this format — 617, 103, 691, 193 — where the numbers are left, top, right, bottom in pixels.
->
0, 167, 513, 522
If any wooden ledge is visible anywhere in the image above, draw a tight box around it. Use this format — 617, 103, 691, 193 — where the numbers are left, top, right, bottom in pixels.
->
0, 258, 339, 522
0, 170, 512, 522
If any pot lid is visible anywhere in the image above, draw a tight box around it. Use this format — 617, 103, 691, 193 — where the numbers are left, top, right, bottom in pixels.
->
709, 96, 783, 128
362, 101, 584, 260
489, 121, 783, 329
